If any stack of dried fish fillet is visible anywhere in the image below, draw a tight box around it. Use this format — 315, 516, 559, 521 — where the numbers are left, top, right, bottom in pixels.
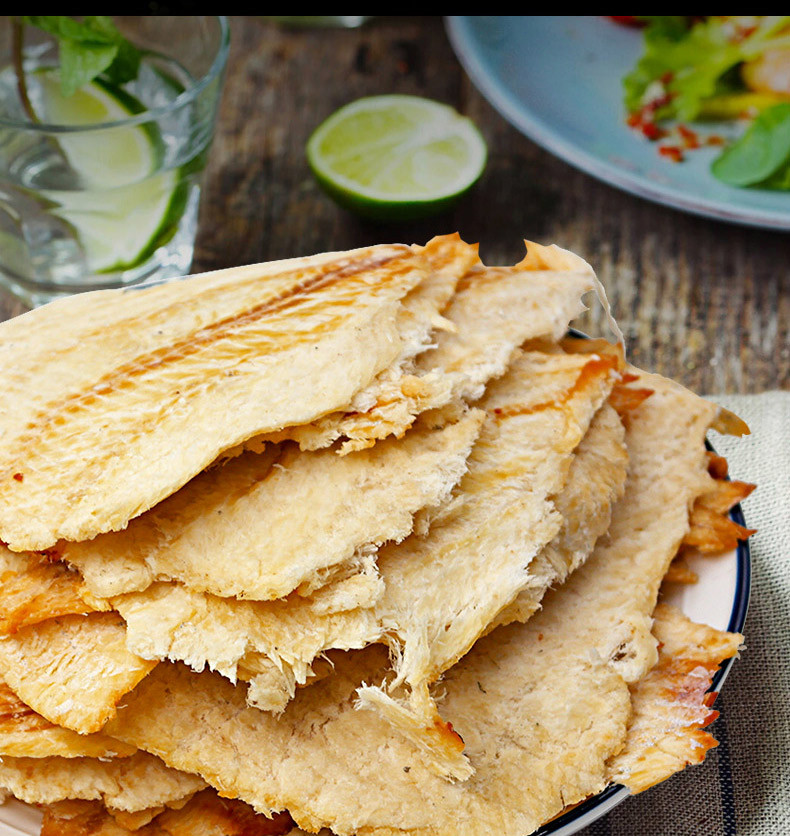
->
0, 235, 754, 836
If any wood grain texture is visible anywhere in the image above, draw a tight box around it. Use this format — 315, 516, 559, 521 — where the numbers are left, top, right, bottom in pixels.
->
1, 16, 787, 393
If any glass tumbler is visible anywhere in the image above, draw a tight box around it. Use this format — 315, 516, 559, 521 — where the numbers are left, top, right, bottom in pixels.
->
0, 16, 230, 307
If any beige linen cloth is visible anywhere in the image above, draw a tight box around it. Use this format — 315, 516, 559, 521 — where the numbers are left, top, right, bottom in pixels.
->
587, 391, 789, 836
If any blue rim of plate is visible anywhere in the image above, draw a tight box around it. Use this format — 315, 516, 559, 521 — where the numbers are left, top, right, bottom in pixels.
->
532, 331, 752, 835
444, 16, 790, 231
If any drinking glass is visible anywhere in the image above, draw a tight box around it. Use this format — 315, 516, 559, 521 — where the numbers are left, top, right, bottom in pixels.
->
0, 16, 230, 307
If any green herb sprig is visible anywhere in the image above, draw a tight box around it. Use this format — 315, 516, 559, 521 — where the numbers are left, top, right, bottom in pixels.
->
12, 16, 142, 121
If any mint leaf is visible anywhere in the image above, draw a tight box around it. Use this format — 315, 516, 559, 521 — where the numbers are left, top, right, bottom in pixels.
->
59, 40, 118, 97
22, 16, 141, 97
24, 15, 104, 42
712, 103, 790, 187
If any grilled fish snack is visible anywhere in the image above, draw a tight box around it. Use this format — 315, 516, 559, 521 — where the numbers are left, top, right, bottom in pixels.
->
0, 236, 752, 836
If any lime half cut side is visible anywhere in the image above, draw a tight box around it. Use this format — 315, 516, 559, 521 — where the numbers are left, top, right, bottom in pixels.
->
307, 95, 487, 221
34, 72, 185, 274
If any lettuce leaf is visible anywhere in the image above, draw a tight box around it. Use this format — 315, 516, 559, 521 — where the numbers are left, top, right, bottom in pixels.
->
624, 16, 790, 121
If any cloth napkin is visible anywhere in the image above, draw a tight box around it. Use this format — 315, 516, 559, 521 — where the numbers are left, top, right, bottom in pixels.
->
586, 391, 789, 836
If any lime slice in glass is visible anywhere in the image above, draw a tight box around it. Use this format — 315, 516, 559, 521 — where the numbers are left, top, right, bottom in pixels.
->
306, 95, 487, 221
35, 73, 185, 273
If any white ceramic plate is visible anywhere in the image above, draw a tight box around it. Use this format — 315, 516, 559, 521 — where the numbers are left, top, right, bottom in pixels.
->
0, 456, 751, 836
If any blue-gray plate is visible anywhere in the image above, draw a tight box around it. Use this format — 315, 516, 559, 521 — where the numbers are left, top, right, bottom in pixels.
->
446, 15, 790, 230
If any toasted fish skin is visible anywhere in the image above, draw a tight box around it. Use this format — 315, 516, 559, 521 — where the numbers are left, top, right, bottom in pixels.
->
606, 603, 743, 794
66, 409, 485, 603
102, 368, 722, 836
0, 244, 431, 552
0, 613, 156, 734
0, 675, 135, 759
0, 751, 205, 811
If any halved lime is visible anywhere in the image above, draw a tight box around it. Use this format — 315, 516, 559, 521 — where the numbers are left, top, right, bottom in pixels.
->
306, 95, 487, 221
33, 72, 185, 273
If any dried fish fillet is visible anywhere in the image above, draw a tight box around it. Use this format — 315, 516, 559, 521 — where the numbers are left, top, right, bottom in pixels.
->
0, 243, 432, 551
65, 409, 485, 602
0, 675, 134, 759
104, 369, 725, 836
370, 346, 620, 696
574, 371, 721, 685
114, 582, 380, 702
0, 751, 205, 811
260, 234, 480, 453
40, 789, 296, 836
367, 399, 628, 777
490, 400, 628, 631
0, 613, 156, 734
272, 244, 596, 454
108, 347, 616, 738
606, 603, 742, 793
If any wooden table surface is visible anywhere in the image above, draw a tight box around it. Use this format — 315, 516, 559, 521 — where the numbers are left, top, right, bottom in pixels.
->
3, 16, 787, 393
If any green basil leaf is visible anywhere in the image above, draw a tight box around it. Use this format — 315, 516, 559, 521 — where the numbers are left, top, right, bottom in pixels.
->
711, 103, 790, 186
756, 161, 790, 191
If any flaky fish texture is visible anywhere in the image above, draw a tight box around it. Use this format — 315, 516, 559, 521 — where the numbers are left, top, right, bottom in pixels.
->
0, 751, 205, 811
272, 242, 596, 455
104, 366, 725, 836
113, 582, 381, 705
375, 398, 628, 776
0, 243, 435, 551
0, 675, 135, 759
40, 789, 296, 836
64, 409, 485, 602
260, 234, 480, 453
104, 346, 617, 744
606, 603, 743, 793
572, 371, 720, 685
0, 613, 156, 734
362, 347, 620, 705
0, 546, 110, 634
490, 399, 628, 631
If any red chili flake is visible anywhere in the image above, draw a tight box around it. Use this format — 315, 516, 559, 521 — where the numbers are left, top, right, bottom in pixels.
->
12, 472, 23, 482
706, 134, 725, 146
660, 71, 674, 85
642, 122, 668, 141
659, 145, 684, 162
678, 124, 700, 149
